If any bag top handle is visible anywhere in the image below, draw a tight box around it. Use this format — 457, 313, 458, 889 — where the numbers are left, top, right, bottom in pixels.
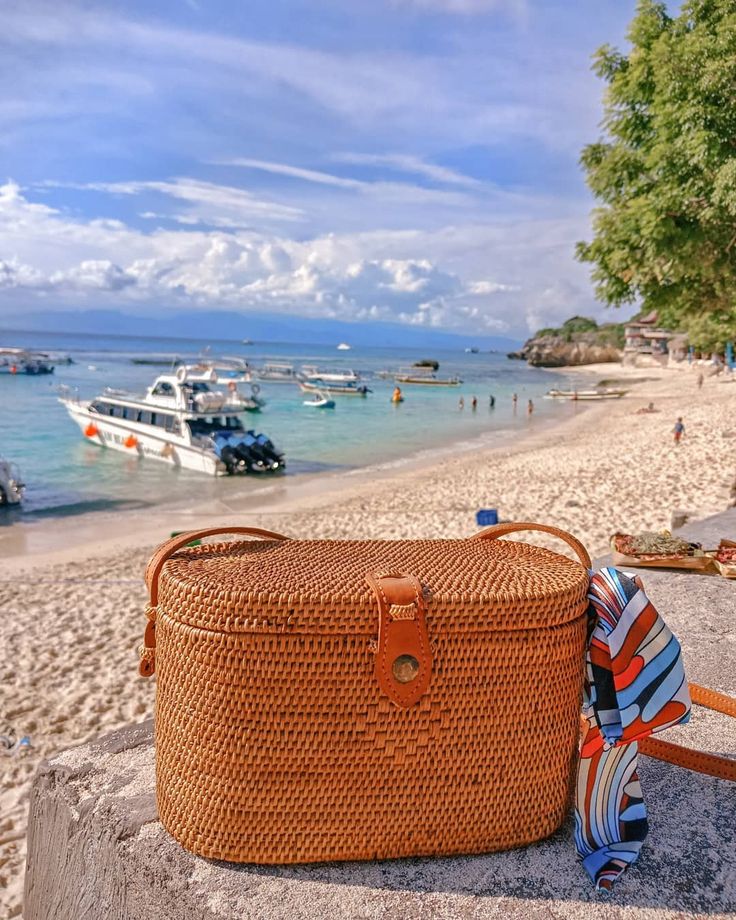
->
472, 521, 591, 570
146, 526, 290, 606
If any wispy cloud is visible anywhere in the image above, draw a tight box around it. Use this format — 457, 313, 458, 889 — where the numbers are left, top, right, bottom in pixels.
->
389, 0, 528, 16
44, 177, 304, 228
214, 158, 475, 209
334, 153, 481, 188
215, 159, 363, 190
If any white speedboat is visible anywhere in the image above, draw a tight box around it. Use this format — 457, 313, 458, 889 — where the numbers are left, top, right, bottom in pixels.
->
303, 389, 336, 409
394, 366, 462, 386
254, 363, 299, 383
336, 343, 351, 351
59, 365, 285, 477
0, 457, 24, 505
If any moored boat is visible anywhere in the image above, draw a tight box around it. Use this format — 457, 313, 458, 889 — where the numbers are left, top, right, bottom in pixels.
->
303, 389, 336, 409
59, 365, 284, 476
182, 358, 264, 409
254, 363, 299, 383
544, 387, 628, 400
299, 379, 371, 396
394, 366, 462, 386
300, 365, 362, 384
0, 348, 55, 375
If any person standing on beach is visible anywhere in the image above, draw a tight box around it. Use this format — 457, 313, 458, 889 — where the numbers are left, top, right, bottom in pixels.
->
458, 396, 464, 410
489, 394, 495, 409
471, 396, 477, 411
527, 399, 534, 416
512, 393, 518, 412
673, 417, 685, 444
697, 372, 704, 389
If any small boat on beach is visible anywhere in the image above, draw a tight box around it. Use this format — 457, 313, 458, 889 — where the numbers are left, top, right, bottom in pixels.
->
303, 389, 336, 409
59, 365, 285, 476
394, 366, 462, 386
544, 387, 628, 400
0, 457, 24, 506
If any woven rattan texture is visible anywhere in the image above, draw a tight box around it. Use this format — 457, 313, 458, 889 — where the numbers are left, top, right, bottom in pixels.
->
158, 538, 589, 635
155, 610, 587, 862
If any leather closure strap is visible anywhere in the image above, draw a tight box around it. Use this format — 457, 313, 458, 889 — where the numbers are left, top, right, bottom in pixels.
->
366, 571, 432, 708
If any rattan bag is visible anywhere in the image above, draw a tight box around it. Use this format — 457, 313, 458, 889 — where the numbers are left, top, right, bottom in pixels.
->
139, 521, 592, 863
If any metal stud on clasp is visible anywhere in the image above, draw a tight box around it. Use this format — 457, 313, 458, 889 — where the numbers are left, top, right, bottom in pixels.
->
392, 654, 420, 683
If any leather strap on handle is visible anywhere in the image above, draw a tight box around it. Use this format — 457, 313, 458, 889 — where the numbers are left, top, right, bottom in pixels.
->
139, 526, 289, 677
472, 521, 592, 570
145, 526, 290, 605
638, 682, 736, 781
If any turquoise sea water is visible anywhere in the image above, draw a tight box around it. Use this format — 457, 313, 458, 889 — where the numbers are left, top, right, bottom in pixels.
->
0, 330, 589, 522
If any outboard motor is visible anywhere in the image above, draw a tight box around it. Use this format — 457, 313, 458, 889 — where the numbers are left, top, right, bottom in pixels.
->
213, 429, 284, 474
253, 433, 285, 468
227, 433, 268, 472
213, 432, 250, 474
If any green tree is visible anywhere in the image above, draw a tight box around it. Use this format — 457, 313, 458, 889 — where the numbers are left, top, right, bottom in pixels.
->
576, 0, 736, 347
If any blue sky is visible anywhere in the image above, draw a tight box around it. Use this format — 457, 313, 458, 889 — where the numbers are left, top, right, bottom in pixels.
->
0, 0, 640, 337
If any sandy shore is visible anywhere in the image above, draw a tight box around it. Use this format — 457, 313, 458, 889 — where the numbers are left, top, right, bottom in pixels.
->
2, 361, 735, 916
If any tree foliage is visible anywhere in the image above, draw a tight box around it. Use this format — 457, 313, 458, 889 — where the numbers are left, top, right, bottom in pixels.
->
534, 316, 625, 347
576, 0, 736, 347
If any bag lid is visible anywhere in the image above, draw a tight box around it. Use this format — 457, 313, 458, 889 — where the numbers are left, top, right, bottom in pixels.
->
155, 534, 590, 636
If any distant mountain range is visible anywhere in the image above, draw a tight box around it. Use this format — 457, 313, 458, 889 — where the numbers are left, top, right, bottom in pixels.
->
0, 309, 522, 351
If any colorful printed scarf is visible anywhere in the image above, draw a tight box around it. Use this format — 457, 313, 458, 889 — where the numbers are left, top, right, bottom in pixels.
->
575, 567, 692, 890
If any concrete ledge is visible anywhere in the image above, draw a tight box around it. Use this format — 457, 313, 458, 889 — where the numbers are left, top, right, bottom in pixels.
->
24, 513, 736, 920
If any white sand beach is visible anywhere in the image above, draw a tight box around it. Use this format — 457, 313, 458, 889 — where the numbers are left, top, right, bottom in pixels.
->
2, 362, 735, 916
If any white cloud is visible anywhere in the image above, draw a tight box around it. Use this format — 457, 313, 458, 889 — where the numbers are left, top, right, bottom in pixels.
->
215, 159, 363, 190
215, 158, 474, 210
49, 177, 304, 228
390, 0, 528, 15
50, 259, 137, 291
0, 180, 621, 336
334, 153, 481, 188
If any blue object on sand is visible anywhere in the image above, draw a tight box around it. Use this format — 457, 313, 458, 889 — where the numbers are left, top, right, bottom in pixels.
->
476, 509, 498, 526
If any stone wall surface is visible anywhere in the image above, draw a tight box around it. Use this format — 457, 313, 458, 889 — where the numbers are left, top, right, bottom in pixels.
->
24, 512, 736, 920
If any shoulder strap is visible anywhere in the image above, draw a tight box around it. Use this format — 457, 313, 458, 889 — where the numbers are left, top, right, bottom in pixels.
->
638, 683, 736, 781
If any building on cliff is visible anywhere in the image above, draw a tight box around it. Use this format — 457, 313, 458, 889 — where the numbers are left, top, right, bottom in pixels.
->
623, 311, 685, 366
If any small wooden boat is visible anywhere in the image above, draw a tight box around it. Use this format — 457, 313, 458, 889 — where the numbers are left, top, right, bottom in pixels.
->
545, 387, 628, 401
303, 390, 336, 409
300, 380, 370, 397
394, 366, 461, 386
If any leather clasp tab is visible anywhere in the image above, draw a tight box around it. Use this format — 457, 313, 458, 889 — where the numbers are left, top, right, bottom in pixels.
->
366, 572, 432, 708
